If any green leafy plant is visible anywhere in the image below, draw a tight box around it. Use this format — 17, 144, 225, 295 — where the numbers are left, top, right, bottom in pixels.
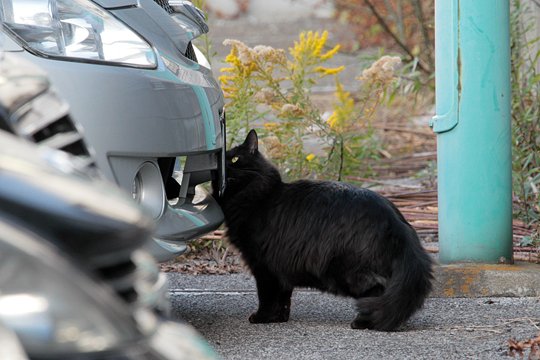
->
219, 31, 401, 181
510, 0, 540, 237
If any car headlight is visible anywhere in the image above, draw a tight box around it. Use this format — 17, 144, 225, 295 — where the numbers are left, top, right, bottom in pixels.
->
0, 219, 145, 357
0, 0, 157, 68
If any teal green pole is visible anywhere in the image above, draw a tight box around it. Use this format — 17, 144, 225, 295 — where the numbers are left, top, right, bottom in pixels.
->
431, 0, 513, 263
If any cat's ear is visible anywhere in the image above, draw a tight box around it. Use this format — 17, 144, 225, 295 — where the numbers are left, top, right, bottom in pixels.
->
244, 129, 258, 154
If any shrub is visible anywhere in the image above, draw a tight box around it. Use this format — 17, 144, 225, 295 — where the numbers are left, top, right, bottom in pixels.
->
220, 31, 401, 181
511, 0, 540, 242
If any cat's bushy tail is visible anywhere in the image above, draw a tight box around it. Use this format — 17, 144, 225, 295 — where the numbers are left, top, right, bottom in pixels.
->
355, 225, 433, 331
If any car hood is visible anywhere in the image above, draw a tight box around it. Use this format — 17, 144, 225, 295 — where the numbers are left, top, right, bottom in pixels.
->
110, 0, 206, 56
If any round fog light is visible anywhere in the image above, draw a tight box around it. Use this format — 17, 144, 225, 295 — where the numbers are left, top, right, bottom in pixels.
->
132, 162, 165, 219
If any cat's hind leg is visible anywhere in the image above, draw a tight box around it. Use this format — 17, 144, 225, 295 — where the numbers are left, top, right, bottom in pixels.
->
348, 284, 385, 329
249, 269, 293, 324
335, 270, 384, 329
352, 227, 433, 331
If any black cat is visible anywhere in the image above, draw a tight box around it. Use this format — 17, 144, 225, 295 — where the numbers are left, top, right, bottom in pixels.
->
216, 130, 433, 331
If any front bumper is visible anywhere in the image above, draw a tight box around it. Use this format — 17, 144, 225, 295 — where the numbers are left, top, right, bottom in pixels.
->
16, 319, 220, 360
147, 319, 219, 360
98, 320, 221, 360
1, 1, 226, 259
146, 186, 224, 262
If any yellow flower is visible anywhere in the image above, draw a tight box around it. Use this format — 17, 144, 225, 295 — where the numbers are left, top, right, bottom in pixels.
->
327, 112, 338, 128
289, 30, 341, 67
314, 65, 345, 76
222, 39, 259, 80
306, 153, 316, 162
312, 31, 325, 56
320, 44, 341, 61
263, 122, 279, 130
218, 75, 235, 82
327, 79, 355, 131
225, 52, 239, 64
223, 39, 254, 65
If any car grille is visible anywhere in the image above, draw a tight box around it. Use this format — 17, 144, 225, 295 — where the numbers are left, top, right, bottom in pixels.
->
32, 114, 95, 168
94, 258, 139, 304
154, 0, 174, 13
158, 157, 181, 200
153, 0, 200, 62
91, 250, 170, 315
12, 89, 97, 173
185, 42, 198, 62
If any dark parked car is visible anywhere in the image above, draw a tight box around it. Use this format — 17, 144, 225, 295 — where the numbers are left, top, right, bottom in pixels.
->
0, 53, 219, 359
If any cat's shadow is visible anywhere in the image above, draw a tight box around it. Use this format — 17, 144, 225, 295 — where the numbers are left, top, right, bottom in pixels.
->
274, 290, 432, 331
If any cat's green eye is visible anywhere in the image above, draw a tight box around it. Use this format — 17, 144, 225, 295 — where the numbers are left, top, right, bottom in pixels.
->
231, 156, 239, 163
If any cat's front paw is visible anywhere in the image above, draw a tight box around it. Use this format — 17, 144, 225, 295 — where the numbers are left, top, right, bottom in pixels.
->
249, 311, 289, 324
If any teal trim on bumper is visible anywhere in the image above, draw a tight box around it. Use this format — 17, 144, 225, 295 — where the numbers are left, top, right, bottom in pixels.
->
193, 86, 216, 150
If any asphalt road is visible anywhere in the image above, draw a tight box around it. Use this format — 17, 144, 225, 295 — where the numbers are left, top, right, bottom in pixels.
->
167, 273, 540, 359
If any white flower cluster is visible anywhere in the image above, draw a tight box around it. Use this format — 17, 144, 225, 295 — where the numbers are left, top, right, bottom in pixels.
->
359, 55, 401, 84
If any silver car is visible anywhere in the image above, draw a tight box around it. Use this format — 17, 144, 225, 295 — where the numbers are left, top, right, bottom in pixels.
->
0, 0, 226, 260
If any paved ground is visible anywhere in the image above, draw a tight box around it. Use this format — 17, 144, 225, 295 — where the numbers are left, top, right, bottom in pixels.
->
167, 273, 540, 359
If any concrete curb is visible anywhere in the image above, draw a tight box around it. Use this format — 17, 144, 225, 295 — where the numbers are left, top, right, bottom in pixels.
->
166, 263, 540, 298
432, 262, 540, 298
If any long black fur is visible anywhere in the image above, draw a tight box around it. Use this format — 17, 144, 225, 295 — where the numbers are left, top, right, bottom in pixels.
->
216, 130, 433, 331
